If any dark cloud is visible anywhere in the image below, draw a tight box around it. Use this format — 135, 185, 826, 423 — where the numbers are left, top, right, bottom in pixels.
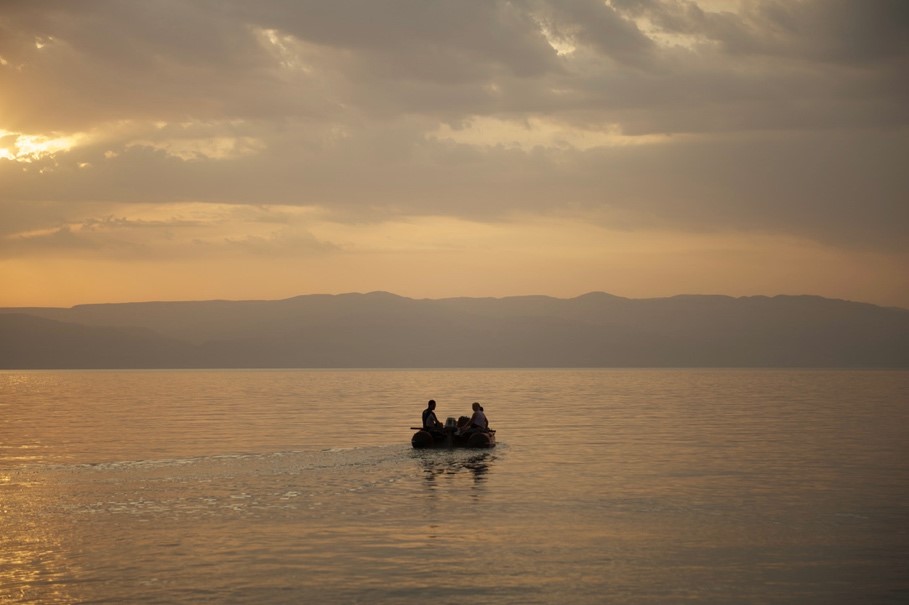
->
737, 0, 909, 64
2, 0, 906, 128
240, 0, 561, 77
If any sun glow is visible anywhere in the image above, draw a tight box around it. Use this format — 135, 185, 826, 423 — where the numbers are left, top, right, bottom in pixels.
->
0, 129, 79, 162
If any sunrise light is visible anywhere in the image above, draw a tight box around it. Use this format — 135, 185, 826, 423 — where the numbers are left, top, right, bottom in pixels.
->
0, 129, 79, 162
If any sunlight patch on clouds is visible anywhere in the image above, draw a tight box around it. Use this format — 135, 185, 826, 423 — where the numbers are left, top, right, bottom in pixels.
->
693, 0, 741, 12
0, 129, 81, 162
125, 135, 265, 161
536, 22, 576, 56
110, 118, 269, 161
0, 120, 267, 165
430, 117, 671, 151
255, 27, 313, 73
637, 21, 705, 50
8, 226, 63, 241
611, 0, 739, 50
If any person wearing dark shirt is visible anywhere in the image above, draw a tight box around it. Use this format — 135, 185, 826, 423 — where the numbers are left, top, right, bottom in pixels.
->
422, 399, 442, 430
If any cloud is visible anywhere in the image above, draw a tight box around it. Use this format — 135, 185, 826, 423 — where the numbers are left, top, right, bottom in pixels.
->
5, 0, 905, 130
0, 198, 346, 262
0, 0, 906, 263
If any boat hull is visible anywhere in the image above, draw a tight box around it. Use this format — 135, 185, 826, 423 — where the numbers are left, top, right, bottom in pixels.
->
411, 429, 496, 449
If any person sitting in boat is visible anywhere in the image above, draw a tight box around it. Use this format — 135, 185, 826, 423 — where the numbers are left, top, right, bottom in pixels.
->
422, 399, 443, 430
460, 402, 488, 433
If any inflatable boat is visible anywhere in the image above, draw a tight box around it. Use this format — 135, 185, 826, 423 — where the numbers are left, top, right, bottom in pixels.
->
411, 416, 496, 449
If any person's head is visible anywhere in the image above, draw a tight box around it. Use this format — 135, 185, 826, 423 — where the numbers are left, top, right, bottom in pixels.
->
472, 402, 480, 412
428, 399, 436, 409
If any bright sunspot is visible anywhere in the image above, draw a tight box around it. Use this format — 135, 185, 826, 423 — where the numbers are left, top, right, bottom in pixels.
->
0, 129, 78, 162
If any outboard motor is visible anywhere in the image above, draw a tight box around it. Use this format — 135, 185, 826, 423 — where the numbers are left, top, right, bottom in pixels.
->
444, 417, 457, 448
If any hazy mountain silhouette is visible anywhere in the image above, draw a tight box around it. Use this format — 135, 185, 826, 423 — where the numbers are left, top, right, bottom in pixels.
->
2, 292, 907, 368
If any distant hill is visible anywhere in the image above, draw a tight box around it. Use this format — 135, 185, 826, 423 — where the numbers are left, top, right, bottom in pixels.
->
2, 292, 908, 368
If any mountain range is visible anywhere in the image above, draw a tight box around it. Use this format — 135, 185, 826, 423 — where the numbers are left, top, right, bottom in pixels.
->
2, 292, 908, 368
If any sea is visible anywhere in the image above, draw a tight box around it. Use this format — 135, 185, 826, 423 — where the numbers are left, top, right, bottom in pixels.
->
1, 369, 907, 604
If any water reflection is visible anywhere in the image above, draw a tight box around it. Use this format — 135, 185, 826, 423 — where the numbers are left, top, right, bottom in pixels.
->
0, 482, 78, 604
416, 451, 494, 491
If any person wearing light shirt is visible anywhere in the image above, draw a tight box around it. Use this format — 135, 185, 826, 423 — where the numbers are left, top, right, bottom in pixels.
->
464, 402, 488, 431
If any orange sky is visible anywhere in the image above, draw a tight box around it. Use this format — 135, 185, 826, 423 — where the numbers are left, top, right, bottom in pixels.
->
1, 1, 907, 308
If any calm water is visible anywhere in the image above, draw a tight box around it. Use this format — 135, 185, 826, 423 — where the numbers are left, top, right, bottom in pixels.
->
1, 369, 907, 604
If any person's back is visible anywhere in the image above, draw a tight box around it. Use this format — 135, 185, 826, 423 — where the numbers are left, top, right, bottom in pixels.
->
422, 399, 441, 430
472, 409, 487, 429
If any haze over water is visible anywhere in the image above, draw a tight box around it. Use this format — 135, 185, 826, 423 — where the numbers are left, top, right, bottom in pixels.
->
2, 368, 907, 604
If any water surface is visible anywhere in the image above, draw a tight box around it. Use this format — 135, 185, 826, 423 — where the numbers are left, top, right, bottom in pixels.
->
1, 369, 907, 603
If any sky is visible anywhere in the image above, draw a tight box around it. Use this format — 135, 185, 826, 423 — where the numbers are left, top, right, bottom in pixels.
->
1, 0, 907, 309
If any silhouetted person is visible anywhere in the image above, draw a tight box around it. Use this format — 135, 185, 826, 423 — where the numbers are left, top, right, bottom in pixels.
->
422, 399, 442, 430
